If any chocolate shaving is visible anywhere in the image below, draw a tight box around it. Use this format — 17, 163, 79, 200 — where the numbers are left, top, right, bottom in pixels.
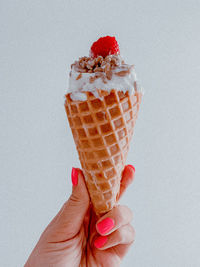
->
106, 70, 112, 80
89, 76, 96, 83
72, 55, 126, 74
105, 63, 111, 73
94, 67, 103, 72
71, 54, 133, 82
115, 69, 130, 77
102, 75, 107, 84
76, 73, 82, 80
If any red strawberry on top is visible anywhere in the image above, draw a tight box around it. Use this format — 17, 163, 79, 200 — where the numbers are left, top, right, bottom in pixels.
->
90, 36, 120, 58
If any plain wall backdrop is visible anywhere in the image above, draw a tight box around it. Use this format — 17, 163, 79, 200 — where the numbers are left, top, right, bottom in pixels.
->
1, 0, 200, 266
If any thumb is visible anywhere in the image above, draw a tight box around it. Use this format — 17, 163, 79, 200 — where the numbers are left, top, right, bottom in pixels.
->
65, 168, 90, 232
47, 168, 90, 241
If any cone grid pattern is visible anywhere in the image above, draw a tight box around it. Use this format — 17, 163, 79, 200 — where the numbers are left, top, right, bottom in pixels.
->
65, 89, 141, 214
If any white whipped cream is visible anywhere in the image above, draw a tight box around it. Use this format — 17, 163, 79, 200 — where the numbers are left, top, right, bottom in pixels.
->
67, 62, 141, 101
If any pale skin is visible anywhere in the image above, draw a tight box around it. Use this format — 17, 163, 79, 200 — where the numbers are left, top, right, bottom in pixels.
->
25, 165, 135, 267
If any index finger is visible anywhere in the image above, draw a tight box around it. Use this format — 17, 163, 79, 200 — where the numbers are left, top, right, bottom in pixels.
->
117, 165, 135, 201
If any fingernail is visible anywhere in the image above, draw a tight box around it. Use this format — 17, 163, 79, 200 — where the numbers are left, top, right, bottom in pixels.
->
127, 164, 135, 172
71, 168, 78, 186
94, 236, 108, 249
97, 218, 114, 235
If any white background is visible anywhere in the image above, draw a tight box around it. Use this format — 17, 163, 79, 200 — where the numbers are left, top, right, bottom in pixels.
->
1, 0, 200, 266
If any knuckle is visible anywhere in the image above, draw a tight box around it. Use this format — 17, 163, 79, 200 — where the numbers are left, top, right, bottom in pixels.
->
127, 224, 135, 242
69, 194, 80, 205
117, 228, 125, 242
116, 224, 135, 244
115, 206, 124, 222
115, 205, 133, 223
69, 192, 89, 207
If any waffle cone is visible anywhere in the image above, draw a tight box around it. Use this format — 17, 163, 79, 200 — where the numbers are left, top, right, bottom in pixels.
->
65, 89, 142, 214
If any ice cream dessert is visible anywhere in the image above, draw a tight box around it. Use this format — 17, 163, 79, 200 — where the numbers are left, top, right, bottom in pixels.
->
65, 36, 142, 214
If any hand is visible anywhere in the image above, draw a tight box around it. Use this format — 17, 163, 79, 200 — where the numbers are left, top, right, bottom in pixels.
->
25, 165, 135, 267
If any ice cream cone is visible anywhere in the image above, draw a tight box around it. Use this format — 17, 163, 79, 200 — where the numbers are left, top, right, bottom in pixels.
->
65, 88, 142, 214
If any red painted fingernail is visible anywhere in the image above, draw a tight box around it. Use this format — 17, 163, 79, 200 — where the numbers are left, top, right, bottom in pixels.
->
94, 236, 108, 249
127, 164, 135, 172
71, 168, 78, 186
97, 218, 114, 235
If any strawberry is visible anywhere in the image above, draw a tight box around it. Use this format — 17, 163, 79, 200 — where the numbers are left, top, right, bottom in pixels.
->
90, 36, 120, 58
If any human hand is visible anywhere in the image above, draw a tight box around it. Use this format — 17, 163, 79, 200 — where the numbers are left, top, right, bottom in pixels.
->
25, 165, 135, 267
